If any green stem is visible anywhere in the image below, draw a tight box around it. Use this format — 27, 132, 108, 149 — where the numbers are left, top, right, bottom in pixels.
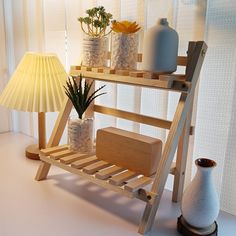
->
103, 29, 112, 37
80, 22, 90, 37
88, 24, 94, 37
99, 27, 107, 37
91, 16, 94, 36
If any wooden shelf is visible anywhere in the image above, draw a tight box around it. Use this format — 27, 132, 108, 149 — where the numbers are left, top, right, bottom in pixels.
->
39, 145, 176, 203
35, 41, 207, 235
70, 67, 191, 93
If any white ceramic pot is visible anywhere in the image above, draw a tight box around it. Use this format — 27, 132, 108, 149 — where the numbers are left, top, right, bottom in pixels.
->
82, 37, 108, 67
111, 32, 138, 70
181, 158, 220, 228
68, 117, 94, 153
142, 18, 178, 74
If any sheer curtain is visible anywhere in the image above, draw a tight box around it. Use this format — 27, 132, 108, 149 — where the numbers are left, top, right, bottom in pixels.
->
0, 0, 10, 132
193, 0, 236, 215
1, 0, 236, 215
2, 0, 45, 138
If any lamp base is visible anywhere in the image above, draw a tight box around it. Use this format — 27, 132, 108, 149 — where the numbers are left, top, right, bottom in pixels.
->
25, 144, 40, 160
177, 215, 218, 236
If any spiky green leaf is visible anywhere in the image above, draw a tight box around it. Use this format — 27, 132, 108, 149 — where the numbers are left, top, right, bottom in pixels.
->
64, 74, 106, 119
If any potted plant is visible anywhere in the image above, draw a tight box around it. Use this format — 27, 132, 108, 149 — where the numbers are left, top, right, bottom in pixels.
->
64, 74, 106, 153
111, 20, 141, 70
78, 6, 113, 67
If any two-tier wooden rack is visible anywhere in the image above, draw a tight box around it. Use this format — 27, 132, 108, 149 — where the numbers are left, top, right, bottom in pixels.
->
35, 41, 207, 235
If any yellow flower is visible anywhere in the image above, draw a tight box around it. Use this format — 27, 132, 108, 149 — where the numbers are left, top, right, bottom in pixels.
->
111, 20, 141, 34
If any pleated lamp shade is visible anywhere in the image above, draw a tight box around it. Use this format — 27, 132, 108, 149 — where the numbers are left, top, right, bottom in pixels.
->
0, 52, 67, 112
0, 52, 68, 160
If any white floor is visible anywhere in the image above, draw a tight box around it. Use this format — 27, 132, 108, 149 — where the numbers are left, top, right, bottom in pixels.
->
0, 132, 235, 236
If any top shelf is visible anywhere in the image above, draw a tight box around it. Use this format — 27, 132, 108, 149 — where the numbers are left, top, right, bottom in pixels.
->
70, 66, 191, 93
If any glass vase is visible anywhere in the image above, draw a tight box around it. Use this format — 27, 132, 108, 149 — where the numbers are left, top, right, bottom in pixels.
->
111, 32, 138, 70
68, 116, 94, 153
82, 37, 108, 67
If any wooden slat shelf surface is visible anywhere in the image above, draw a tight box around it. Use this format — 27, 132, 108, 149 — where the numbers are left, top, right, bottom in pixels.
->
60, 153, 91, 164
50, 149, 75, 160
83, 160, 112, 174
124, 176, 153, 192
39, 145, 176, 201
39, 144, 69, 156
95, 166, 126, 180
71, 155, 98, 168
109, 170, 139, 186
40, 154, 135, 199
70, 69, 191, 93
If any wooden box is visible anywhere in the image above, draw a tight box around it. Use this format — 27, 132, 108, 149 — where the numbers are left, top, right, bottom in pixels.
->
96, 127, 162, 176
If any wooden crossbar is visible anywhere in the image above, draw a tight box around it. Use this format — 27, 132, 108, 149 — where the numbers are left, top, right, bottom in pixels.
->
94, 105, 194, 134
94, 105, 172, 129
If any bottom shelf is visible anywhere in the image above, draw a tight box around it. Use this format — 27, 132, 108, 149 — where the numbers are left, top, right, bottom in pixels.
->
40, 145, 176, 203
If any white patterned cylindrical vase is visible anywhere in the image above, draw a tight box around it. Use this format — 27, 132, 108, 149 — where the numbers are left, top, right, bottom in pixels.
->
181, 158, 220, 228
111, 32, 138, 70
68, 117, 94, 153
82, 37, 108, 67
142, 18, 178, 74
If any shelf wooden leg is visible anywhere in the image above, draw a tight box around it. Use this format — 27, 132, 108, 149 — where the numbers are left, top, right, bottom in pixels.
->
138, 199, 159, 235
35, 161, 51, 181
35, 98, 73, 181
172, 97, 194, 202
172, 121, 189, 202
138, 93, 190, 234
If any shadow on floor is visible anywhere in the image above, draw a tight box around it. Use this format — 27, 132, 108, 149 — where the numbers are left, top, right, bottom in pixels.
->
47, 172, 181, 236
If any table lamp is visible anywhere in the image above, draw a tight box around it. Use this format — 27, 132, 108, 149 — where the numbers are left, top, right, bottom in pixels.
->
0, 52, 67, 160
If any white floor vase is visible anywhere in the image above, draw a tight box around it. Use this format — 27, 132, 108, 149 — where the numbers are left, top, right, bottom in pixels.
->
181, 158, 220, 229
